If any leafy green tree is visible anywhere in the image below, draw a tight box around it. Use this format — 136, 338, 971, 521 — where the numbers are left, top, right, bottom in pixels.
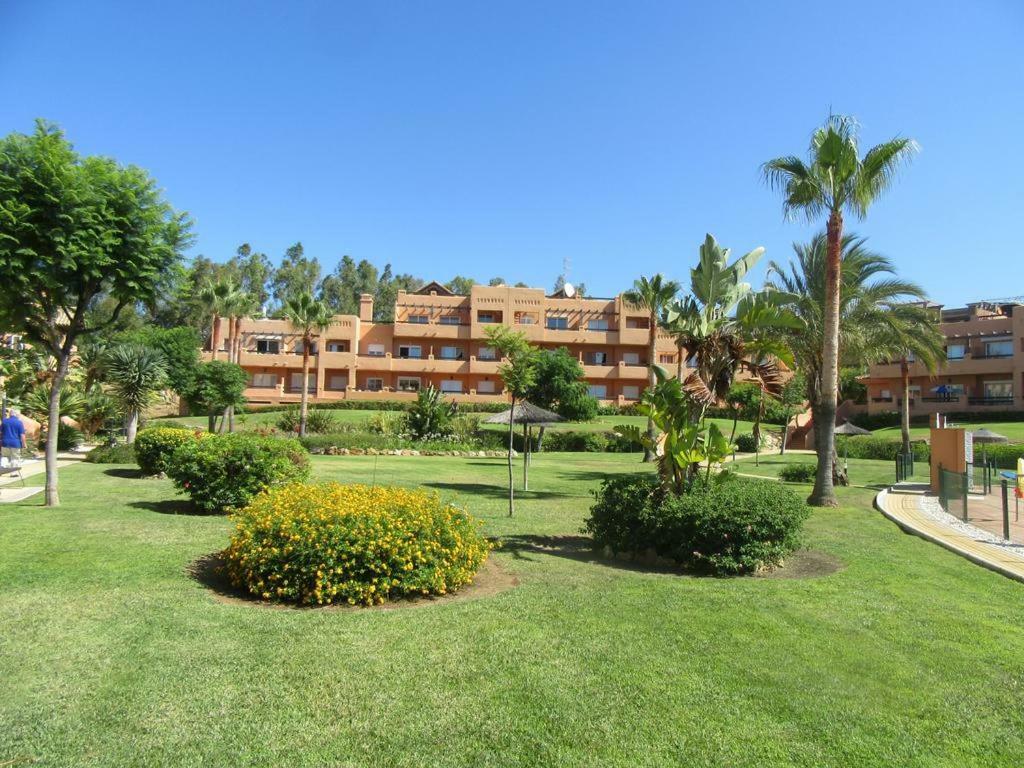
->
777, 371, 807, 455
226, 244, 272, 310
446, 276, 476, 295
374, 266, 422, 321
113, 326, 201, 397
282, 292, 334, 437
270, 242, 320, 309
623, 274, 680, 461
488, 277, 506, 286
485, 325, 538, 516
103, 344, 168, 443
763, 115, 917, 506
0, 120, 190, 505
524, 348, 598, 421
839, 367, 868, 404
197, 280, 235, 360
766, 233, 930, 484
186, 360, 248, 433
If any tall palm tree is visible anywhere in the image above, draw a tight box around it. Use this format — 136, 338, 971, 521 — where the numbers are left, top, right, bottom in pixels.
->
623, 274, 680, 462
103, 344, 168, 443
222, 289, 258, 431
766, 233, 931, 488
283, 292, 334, 437
763, 115, 918, 506
197, 280, 235, 361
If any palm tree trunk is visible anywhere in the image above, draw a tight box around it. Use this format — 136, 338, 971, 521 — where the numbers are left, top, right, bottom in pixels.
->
754, 389, 764, 466
226, 315, 236, 432
900, 357, 911, 456
809, 210, 843, 507
780, 409, 789, 455
507, 397, 515, 516
210, 314, 221, 361
299, 337, 311, 437
643, 315, 657, 462
676, 341, 684, 381
44, 354, 71, 507
126, 410, 139, 444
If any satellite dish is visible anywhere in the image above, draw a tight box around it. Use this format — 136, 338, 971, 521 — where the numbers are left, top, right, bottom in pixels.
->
562, 282, 576, 297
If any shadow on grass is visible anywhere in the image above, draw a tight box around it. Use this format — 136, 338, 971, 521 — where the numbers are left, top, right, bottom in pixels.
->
497, 534, 681, 574
129, 498, 204, 516
104, 467, 145, 479
423, 482, 574, 500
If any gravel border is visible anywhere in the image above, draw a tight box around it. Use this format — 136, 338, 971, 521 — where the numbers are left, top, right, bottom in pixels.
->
918, 493, 1024, 558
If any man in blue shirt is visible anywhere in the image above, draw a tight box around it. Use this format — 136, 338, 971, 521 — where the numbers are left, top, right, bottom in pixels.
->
1, 409, 27, 466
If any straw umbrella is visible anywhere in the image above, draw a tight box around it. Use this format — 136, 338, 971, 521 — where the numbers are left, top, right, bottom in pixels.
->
834, 420, 871, 476
970, 428, 1009, 469
485, 402, 564, 498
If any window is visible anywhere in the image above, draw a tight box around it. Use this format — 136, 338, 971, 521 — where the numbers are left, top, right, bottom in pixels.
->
623, 352, 640, 365
946, 344, 965, 360
516, 312, 537, 325
546, 315, 569, 330
659, 354, 674, 365
366, 343, 385, 357
289, 372, 316, 391
255, 338, 280, 354
366, 377, 383, 392
880, 389, 891, 399
626, 317, 649, 329
945, 383, 965, 396
327, 375, 348, 391
407, 315, 429, 324
588, 384, 608, 398
984, 381, 1013, 398
985, 340, 1014, 358
622, 385, 640, 400
325, 341, 347, 353
587, 318, 609, 331
439, 380, 463, 393
398, 345, 422, 359
586, 351, 609, 365
477, 346, 497, 360
397, 377, 421, 392
250, 373, 276, 388
477, 380, 495, 393
439, 346, 463, 360
439, 315, 461, 326
478, 312, 497, 323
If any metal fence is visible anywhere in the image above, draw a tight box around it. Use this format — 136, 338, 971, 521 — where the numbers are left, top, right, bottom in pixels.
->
938, 465, 969, 521
895, 452, 915, 483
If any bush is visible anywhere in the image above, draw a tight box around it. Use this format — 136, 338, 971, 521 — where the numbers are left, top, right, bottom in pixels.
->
584, 475, 808, 576
779, 463, 817, 483
85, 442, 136, 464
983, 443, 1024, 469
407, 385, 456, 440
224, 483, 491, 605
134, 427, 199, 475
543, 431, 608, 453
243, 400, 511, 414
367, 410, 408, 437
148, 420, 194, 431
168, 433, 310, 514
52, 422, 82, 451
734, 433, 763, 453
835, 436, 929, 461
299, 432, 483, 454
276, 406, 339, 434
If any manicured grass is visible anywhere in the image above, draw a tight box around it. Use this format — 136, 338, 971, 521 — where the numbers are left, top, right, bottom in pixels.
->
4, 454, 1024, 766
729, 451, 931, 488
873, 420, 1024, 443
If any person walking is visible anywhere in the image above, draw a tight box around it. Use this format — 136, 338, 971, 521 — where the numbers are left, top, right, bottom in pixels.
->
1, 408, 27, 466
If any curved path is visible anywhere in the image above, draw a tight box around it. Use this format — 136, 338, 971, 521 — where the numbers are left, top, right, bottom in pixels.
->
876, 486, 1024, 583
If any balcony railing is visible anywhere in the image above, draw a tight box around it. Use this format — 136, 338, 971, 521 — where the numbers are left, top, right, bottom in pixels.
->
871, 396, 894, 403
967, 396, 1015, 406
969, 353, 1014, 360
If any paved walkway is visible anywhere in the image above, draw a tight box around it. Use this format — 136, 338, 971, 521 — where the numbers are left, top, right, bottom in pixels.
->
0, 451, 88, 503
876, 485, 1024, 583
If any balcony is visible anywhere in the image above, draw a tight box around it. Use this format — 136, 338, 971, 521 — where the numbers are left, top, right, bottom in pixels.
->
967, 396, 1015, 406
618, 327, 650, 346
871, 396, 894, 403
393, 321, 471, 340
236, 350, 302, 367
470, 357, 501, 375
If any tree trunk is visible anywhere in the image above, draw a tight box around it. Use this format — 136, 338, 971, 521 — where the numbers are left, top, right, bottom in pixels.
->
900, 357, 911, 456
780, 410, 789, 455
754, 389, 764, 466
299, 337, 311, 437
537, 425, 546, 451
208, 411, 216, 433
507, 397, 515, 516
643, 314, 657, 462
676, 341, 684, 381
210, 314, 221, 361
44, 354, 71, 507
809, 210, 843, 507
126, 410, 139, 444
522, 421, 529, 491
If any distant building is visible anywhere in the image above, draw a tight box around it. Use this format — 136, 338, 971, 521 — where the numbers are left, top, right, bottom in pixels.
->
207, 282, 684, 406
863, 300, 1024, 416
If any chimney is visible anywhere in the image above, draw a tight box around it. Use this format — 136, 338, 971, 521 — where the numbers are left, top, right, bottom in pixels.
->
359, 293, 374, 322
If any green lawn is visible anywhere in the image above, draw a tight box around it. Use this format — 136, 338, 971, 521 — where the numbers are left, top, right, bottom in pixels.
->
3, 453, 1024, 766
728, 450, 930, 488
873, 420, 1024, 443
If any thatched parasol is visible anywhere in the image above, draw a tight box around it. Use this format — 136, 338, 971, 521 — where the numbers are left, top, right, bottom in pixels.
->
970, 428, 1009, 467
485, 402, 564, 495
834, 420, 871, 474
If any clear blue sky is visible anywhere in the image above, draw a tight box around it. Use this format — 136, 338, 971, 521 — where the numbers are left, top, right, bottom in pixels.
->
2, 0, 1022, 305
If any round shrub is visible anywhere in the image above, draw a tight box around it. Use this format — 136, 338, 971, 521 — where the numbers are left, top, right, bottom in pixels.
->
168, 433, 310, 514
584, 474, 660, 555
734, 433, 763, 453
134, 427, 199, 475
276, 406, 339, 434
779, 463, 817, 483
224, 483, 491, 605
656, 481, 809, 575
85, 442, 136, 464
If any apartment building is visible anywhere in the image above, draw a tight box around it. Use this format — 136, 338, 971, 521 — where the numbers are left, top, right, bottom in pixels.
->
210, 282, 683, 406
863, 300, 1024, 415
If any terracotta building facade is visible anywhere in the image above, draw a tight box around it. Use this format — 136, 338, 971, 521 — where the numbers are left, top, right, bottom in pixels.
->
208, 282, 683, 406
863, 300, 1024, 416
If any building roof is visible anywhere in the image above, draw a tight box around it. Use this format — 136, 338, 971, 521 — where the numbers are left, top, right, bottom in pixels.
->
412, 281, 456, 296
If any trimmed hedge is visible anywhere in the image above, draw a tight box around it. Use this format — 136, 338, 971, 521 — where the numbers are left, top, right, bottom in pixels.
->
224, 483, 490, 605
167, 433, 310, 514
981, 443, 1024, 470
779, 463, 817, 483
835, 436, 929, 461
584, 474, 809, 575
134, 427, 200, 475
734, 433, 763, 453
85, 443, 136, 464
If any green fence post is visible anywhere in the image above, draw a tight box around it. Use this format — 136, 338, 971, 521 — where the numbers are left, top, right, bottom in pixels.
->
1002, 479, 1010, 541
961, 470, 969, 522
938, 464, 946, 512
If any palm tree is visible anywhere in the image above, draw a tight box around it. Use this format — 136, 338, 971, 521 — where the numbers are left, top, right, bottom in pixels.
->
103, 344, 168, 443
623, 274, 680, 461
282, 292, 334, 437
766, 233, 932, 487
197, 279, 235, 361
763, 115, 918, 506
222, 289, 259, 431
